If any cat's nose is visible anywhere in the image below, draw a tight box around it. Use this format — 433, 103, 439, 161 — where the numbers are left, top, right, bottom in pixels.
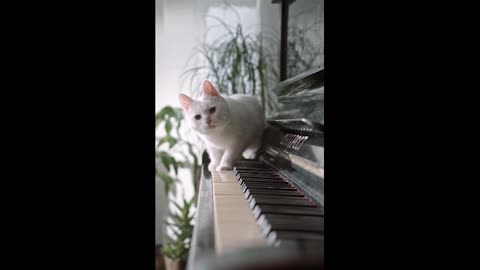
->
205, 117, 212, 124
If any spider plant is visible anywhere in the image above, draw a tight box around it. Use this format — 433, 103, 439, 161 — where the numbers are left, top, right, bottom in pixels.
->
180, 13, 323, 117
181, 18, 280, 117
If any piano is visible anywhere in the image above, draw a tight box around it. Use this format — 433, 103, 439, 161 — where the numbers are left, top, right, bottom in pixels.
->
187, 67, 324, 270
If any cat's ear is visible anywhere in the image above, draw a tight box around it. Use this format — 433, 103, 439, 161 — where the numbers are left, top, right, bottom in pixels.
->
202, 80, 220, 97
179, 94, 193, 110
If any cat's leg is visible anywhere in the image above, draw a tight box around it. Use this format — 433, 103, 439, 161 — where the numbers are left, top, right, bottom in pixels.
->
242, 149, 256, 159
217, 146, 244, 171
207, 145, 223, 172
242, 137, 262, 159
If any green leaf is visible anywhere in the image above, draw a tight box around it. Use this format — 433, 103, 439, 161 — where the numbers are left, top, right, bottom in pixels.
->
172, 201, 183, 213
160, 154, 171, 173
162, 196, 196, 259
156, 138, 165, 148
155, 112, 165, 129
164, 221, 177, 228
158, 106, 176, 118
156, 151, 180, 176
170, 158, 179, 175
157, 136, 177, 149
157, 170, 174, 193
156, 106, 179, 132
187, 197, 196, 209
165, 119, 172, 136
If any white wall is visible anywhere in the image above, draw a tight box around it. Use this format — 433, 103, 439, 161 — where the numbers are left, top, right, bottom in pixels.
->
155, 0, 207, 245
156, 0, 205, 112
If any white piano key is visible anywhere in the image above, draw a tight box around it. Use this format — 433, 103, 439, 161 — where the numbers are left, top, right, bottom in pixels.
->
212, 182, 243, 195
211, 171, 266, 254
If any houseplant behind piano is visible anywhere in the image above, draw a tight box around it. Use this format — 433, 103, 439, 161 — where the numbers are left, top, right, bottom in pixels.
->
156, 106, 200, 270
161, 197, 195, 270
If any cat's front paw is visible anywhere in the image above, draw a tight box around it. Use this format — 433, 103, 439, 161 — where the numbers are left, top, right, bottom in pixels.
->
208, 163, 218, 172
242, 150, 256, 159
216, 165, 233, 171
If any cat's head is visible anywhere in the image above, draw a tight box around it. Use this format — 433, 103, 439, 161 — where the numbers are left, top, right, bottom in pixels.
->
179, 80, 230, 135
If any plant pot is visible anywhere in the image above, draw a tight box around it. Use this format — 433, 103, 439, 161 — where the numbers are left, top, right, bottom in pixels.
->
155, 246, 166, 270
164, 257, 186, 270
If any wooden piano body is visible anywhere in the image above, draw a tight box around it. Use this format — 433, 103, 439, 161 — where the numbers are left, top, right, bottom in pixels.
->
187, 68, 324, 270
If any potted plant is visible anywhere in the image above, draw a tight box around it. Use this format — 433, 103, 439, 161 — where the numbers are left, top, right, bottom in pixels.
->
155, 106, 201, 194
156, 106, 200, 270
181, 20, 280, 117
161, 197, 195, 270
181, 16, 323, 117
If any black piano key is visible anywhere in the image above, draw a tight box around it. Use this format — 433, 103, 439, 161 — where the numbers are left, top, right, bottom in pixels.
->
263, 214, 324, 227
234, 166, 271, 171
242, 185, 296, 192
236, 172, 282, 178
252, 204, 324, 218
249, 195, 314, 203
234, 167, 269, 172
234, 159, 324, 251
239, 178, 287, 185
244, 189, 303, 201
268, 230, 324, 242
235, 168, 272, 173
234, 166, 273, 171
276, 239, 324, 251
249, 196, 316, 208
258, 215, 324, 234
241, 182, 289, 188
242, 186, 297, 196
235, 171, 274, 177
240, 182, 293, 190
235, 170, 274, 176
237, 173, 285, 181
235, 170, 276, 176
241, 184, 296, 193
239, 177, 285, 182
240, 179, 289, 185
239, 178, 286, 184
239, 178, 288, 186
235, 170, 273, 174
245, 189, 303, 197
237, 175, 286, 182
258, 214, 323, 228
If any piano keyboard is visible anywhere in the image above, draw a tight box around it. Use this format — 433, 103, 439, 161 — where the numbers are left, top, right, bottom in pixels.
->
187, 68, 324, 270
212, 159, 324, 254
211, 169, 267, 254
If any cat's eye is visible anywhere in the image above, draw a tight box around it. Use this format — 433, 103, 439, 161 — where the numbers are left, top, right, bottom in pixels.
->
194, 115, 201, 120
209, 107, 216, 114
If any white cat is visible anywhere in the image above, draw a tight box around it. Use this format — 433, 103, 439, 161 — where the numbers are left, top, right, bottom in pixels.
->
179, 80, 266, 171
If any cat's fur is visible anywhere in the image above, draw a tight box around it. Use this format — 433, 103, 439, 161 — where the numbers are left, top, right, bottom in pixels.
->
179, 80, 265, 171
